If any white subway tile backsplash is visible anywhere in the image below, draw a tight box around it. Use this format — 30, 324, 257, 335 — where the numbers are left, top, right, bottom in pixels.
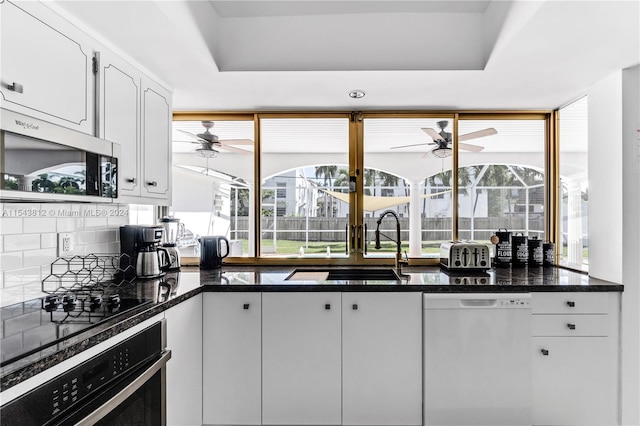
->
76, 231, 96, 245
96, 229, 117, 243
41, 233, 57, 249
1, 286, 24, 307
25, 217, 57, 234
4, 266, 41, 288
56, 218, 83, 232
0, 218, 24, 235
0, 252, 23, 270
23, 282, 46, 301
23, 248, 57, 268
4, 234, 41, 252
85, 218, 109, 229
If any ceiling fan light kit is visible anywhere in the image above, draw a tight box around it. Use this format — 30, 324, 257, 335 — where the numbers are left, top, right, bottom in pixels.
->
196, 147, 218, 158
432, 147, 452, 158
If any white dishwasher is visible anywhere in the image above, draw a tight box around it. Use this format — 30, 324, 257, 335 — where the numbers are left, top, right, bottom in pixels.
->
424, 293, 532, 426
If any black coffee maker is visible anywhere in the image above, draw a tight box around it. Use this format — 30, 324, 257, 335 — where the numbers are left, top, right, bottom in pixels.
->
119, 225, 168, 279
200, 236, 230, 269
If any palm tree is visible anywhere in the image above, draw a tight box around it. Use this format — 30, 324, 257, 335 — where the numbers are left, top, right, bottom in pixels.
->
363, 169, 378, 196
333, 168, 350, 193
315, 165, 338, 217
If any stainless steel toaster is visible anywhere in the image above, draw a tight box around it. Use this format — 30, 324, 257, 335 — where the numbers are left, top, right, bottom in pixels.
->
440, 241, 491, 270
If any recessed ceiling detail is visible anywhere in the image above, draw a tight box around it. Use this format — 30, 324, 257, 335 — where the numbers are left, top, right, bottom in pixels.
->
211, 2, 496, 72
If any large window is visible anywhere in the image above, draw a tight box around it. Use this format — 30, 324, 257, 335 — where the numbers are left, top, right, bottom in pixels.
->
169, 111, 569, 266
457, 118, 546, 243
559, 97, 589, 270
171, 118, 255, 257
260, 117, 350, 257
362, 117, 454, 258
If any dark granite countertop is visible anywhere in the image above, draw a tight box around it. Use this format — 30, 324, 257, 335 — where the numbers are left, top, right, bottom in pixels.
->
0, 265, 622, 391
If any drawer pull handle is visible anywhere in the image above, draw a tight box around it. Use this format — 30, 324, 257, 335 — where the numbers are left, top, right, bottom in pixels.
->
567, 323, 576, 330
566, 301, 575, 307
8, 82, 24, 93
541, 349, 550, 356
325, 304, 331, 310
352, 304, 358, 310
125, 178, 135, 183
243, 303, 250, 310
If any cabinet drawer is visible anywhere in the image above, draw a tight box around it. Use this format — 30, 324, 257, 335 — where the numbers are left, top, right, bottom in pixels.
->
532, 314, 609, 337
532, 292, 609, 314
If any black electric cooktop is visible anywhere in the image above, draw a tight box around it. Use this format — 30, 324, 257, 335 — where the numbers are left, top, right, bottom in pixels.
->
0, 284, 156, 368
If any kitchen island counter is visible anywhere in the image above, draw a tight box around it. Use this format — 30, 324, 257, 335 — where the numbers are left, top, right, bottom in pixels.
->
1, 265, 622, 391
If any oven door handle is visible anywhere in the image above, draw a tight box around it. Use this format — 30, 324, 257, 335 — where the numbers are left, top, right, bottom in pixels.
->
74, 349, 172, 426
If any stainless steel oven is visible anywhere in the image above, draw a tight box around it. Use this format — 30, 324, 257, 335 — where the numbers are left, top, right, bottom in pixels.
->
0, 320, 170, 425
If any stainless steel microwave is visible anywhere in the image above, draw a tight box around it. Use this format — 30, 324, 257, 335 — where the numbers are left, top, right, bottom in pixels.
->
0, 109, 119, 202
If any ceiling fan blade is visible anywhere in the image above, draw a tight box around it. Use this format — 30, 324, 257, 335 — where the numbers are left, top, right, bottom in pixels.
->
216, 144, 252, 154
459, 127, 497, 142
176, 129, 205, 143
218, 138, 254, 146
173, 139, 202, 145
421, 128, 446, 142
458, 142, 485, 152
390, 142, 432, 150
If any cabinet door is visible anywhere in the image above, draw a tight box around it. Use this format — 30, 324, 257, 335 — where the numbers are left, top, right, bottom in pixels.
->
0, 1, 93, 133
342, 292, 422, 426
141, 78, 171, 200
203, 292, 262, 425
262, 292, 342, 425
165, 294, 203, 426
532, 336, 615, 426
99, 51, 140, 196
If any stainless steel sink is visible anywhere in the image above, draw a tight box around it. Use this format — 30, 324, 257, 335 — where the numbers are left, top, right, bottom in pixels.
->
286, 268, 401, 281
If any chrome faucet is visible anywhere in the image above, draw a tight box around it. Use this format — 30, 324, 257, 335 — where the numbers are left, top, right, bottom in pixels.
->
374, 210, 409, 277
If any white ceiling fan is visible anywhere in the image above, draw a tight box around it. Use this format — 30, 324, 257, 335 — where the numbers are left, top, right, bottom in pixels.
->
390, 120, 497, 158
175, 121, 253, 157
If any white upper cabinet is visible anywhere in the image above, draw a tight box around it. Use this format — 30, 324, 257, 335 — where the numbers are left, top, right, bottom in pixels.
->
0, 1, 94, 134
141, 78, 172, 201
1, 1, 173, 205
98, 50, 141, 197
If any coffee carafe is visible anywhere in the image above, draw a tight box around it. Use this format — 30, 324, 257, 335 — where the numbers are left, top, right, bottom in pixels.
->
136, 245, 170, 278
159, 217, 184, 270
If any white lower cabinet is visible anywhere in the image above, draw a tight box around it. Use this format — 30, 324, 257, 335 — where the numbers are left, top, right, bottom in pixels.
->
531, 292, 620, 426
203, 291, 423, 426
165, 294, 203, 426
203, 292, 262, 425
262, 292, 342, 425
342, 292, 422, 426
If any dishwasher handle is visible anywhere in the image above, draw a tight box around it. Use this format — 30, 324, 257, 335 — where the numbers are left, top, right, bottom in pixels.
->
460, 298, 497, 307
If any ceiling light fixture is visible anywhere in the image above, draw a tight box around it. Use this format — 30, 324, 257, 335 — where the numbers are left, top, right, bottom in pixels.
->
196, 147, 219, 158
432, 147, 452, 158
348, 89, 366, 99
